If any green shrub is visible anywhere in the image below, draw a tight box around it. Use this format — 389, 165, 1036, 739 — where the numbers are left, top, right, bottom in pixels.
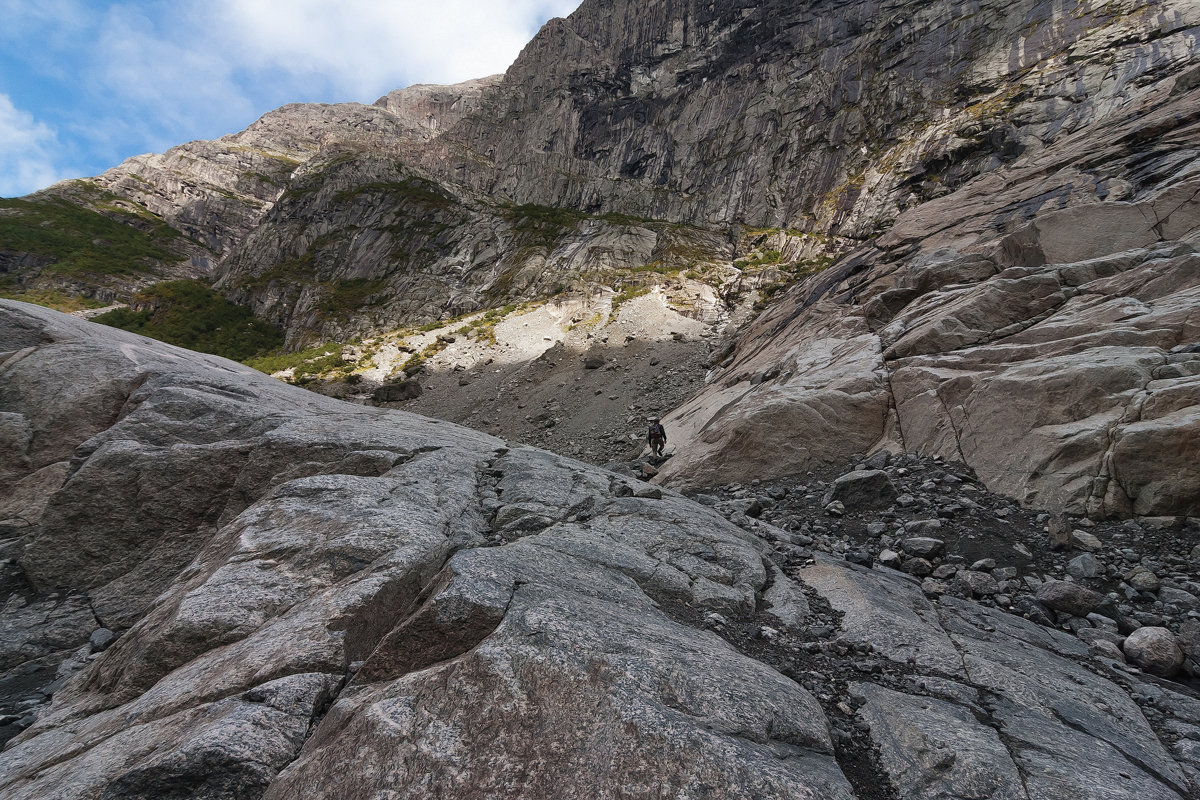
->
334, 178, 455, 208
0, 194, 182, 277
0, 287, 106, 312
316, 278, 387, 317
502, 203, 588, 248
94, 280, 283, 361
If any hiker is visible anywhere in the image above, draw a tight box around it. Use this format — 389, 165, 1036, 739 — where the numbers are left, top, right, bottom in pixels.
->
647, 419, 666, 457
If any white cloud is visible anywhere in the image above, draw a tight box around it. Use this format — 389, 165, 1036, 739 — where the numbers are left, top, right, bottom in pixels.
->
1, 1, 584, 193
0, 94, 72, 197
93, 5, 256, 134
209, 0, 583, 99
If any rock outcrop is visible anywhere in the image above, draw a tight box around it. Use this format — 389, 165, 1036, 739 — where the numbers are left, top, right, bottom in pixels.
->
4, 302, 1200, 798
654, 63, 1200, 517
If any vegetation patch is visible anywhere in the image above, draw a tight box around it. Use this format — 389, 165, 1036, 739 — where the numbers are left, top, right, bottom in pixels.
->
734, 249, 783, 270
94, 279, 283, 361
502, 203, 589, 248
316, 277, 388, 318
0, 194, 182, 277
244, 342, 349, 381
335, 178, 456, 208
610, 285, 651, 315
0, 286, 108, 312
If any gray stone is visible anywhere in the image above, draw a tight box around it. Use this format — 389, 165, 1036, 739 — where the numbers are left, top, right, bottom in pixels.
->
1126, 566, 1162, 592
902, 536, 945, 559
88, 628, 116, 653
1070, 529, 1103, 551
952, 571, 1000, 598
921, 578, 949, 596
1090, 639, 1127, 662
904, 558, 934, 578
878, 549, 903, 569
1066, 553, 1101, 580
1123, 627, 1186, 677
1179, 620, 1200, 660
1159, 587, 1200, 612
1036, 580, 1106, 617
904, 519, 943, 535
823, 469, 898, 511
850, 683, 1026, 800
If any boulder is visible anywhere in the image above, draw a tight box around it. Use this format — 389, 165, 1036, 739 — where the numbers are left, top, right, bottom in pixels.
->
902, 536, 945, 559
1066, 553, 1101, 580
1036, 580, 1106, 617
952, 570, 1000, 598
1125, 566, 1161, 592
823, 469, 898, 511
1123, 627, 1186, 677
878, 549, 903, 569
1070, 530, 1103, 551
1178, 620, 1200, 660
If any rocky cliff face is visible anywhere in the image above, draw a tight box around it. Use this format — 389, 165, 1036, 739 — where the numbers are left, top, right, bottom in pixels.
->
16, 0, 1196, 332
431, 0, 1200, 230
4, 301, 1200, 799
654, 54, 1200, 518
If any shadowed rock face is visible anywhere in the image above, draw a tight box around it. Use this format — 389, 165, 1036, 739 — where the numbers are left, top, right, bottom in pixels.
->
3, 302, 1199, 798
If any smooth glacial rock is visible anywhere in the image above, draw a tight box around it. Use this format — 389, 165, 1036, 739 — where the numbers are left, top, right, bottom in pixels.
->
2, 301, 1197, 798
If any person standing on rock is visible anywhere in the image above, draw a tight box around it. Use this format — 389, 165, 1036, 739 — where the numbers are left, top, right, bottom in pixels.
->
647, 418, 667, 457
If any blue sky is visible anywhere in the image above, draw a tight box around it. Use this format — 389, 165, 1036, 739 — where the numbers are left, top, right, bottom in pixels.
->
0, 0, 582, 198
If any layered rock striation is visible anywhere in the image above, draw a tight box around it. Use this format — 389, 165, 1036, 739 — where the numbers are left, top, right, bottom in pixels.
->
655, 63, 1200, 518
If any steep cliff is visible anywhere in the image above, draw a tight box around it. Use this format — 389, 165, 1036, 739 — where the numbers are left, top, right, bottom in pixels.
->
654, 32, 1200, 518
16, 0, 1196, 333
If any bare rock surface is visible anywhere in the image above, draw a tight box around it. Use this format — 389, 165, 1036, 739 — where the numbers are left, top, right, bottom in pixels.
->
658, 208, 1200, 520
4, 302, 1200, 797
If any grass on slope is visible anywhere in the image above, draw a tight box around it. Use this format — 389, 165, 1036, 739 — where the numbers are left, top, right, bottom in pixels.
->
94, 280, 284, 361
0, 194, 182, 277
0, 286, 108, 312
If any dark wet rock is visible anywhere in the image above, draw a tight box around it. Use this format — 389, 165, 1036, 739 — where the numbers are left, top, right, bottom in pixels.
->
371, 379, 423, 403
823, 469, 897, 511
